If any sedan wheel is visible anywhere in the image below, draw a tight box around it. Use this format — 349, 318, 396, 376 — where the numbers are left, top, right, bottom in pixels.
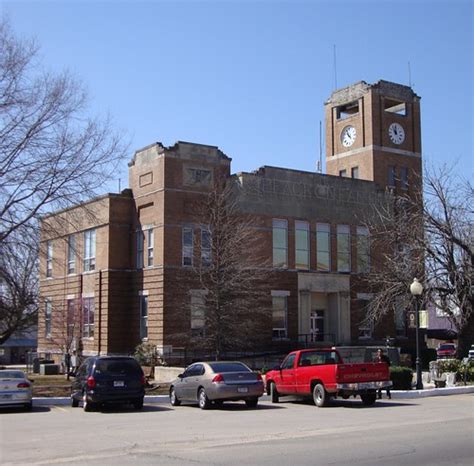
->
170, 387, 181, 406
24, 402, 33, 411
245, 398, 258, 408
198, 388, 211, 410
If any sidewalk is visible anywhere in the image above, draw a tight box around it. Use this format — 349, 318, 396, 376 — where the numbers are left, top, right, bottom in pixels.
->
32, 385, 474, 406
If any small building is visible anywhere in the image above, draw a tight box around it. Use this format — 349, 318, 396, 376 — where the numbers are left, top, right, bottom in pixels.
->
38, 80, 423, 361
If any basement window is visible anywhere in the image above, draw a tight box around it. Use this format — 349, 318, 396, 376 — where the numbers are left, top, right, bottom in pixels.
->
336, 101, 359, 120
384, 98, 407, 116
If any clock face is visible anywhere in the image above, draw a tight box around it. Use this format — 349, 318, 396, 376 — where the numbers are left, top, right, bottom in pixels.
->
341, 126, 356, 148
388, 122, 405, 145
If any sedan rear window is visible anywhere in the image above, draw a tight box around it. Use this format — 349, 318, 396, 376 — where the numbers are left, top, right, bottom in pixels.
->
95, 359, 142, 376
0, 371, 24, 379
208, 362, 250, 373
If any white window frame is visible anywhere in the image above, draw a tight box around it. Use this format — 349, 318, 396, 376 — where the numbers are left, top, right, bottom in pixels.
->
45, 299, 52, 337
46, 241, 53, 278
136, 229, 144, 269
190, 290, 206, 337
272, 219, 288, 268
337, 224, 351, 273
271, 291, 290, 339
139, 291, 148, 340
295, 221, 310, 270
147, 229, 154, 267
316, 223, 331, 271
201, 228, 212, 267
356, 226, 370, 273
83, 229, 96, 272
82, 297, 94, 338
67, 235, 76, 275
182, 227, 193, 266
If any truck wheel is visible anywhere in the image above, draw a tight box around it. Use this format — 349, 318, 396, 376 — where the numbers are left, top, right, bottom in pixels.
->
313, 383, 329, 407
361, 393, 377, 406
270, 382, 279, 403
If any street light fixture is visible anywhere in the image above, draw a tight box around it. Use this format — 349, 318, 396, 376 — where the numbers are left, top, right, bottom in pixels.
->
410, 278, 424, 390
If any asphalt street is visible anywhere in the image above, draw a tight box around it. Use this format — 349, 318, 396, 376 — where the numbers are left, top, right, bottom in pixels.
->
1, 394, 473, 465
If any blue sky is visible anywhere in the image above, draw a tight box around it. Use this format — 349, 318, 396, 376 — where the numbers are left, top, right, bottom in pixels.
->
2, 0, 473, 191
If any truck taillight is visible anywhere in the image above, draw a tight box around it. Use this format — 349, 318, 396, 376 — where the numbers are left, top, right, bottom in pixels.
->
17, 382, 30, 388
86, 376, 96, 388
212, 374, 224, 383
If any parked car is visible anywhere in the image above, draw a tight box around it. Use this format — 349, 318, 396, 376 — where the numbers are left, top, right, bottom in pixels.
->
0, 370, 33, 410
71, 356, 145, 411
436, 343, 457, 359
169, 361, 264, 409
265, 348, 392, 407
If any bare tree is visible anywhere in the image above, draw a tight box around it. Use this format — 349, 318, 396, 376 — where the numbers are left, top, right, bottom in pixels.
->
0, 231, 38, 344
187, 179, 272, 359
0, 18, 128, 243
362, 165, 473, 357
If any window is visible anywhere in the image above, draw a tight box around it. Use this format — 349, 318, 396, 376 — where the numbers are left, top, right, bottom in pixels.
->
182, 227, 193, 266
295, 221, 309, 269
400, 167, 409, 190
316, 223, 330, 271
356, 226, 370, 273
384, 98, 407, 116
281, 353, 295, 369
82, 297, 94, 338
395, 307, 406, 337
139, 294, 148, 340
136, 230, 144, 269
67, 235, 76, 274
388, 166, 396, 188
351, 166, 359, 179
67, 299, 76, 337
337, 225, 351, 272
46, 241, 53, 277
45, 299, 52, 337
357, 293, 374, 339
83, 229, 96, 272
336, 101, 359, 120
272, 295, 288, 339
339, 169, 347, 177
147, 229, 154, 267
201, 229, 212, 267
190, 292, 206, 337
272, 219, 288, 268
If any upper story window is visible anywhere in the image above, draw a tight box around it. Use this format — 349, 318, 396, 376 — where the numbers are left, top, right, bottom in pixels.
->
336, 100, 359, 120
182, 227, 193, 266
272, 219, 288, 268
337, 225, 351, 273
339, 169, 347, 177
351, 166, 359, 179
316, 223, 330, 272
139, 293, 148, 340
46, 241, 53, 278
67, 299, 76, 337
67, 235, 76, 274
147, 229, 154, 267
295, 221, 309, 270
83, 229, 96, 272
45, 299, 52, 337
136, 229, 144, 269
400, 167, 409, 190
272, 295, 288, 339
191, 291, 206, 337
82, 297, 94, 338
384, 98, 407, 116
356, 226, 370, 273
201, 229, 212, 267
388, 166, 396, 188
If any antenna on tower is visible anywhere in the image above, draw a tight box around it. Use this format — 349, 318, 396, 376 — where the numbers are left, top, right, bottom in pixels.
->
316, 120, 323, 173
333, 44, 338, 90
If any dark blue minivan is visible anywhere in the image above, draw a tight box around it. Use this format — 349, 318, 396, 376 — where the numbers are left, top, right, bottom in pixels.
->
71, 356, 145, 411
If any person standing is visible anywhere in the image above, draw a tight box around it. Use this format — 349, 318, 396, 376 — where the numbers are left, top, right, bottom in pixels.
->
377, 348, 391, 399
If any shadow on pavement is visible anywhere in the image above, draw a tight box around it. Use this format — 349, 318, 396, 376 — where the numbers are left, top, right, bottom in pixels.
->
280, 398, 418, 409
97, 404, 173, 414
0, 405, 51, 414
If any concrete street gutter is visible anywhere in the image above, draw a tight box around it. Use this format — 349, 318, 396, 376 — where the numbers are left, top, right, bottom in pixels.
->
33, 386, 474, 406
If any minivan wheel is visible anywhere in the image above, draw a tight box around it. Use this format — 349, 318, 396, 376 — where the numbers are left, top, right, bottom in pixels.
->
198, 388, 211, 410
170, 387, 181, 406
83, 394, 95, 412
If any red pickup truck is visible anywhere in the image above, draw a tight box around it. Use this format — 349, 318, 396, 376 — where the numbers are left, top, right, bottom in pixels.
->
265, 348, 392, 407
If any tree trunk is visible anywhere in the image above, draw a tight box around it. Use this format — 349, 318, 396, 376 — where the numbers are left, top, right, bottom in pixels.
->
457, 316, 474, 358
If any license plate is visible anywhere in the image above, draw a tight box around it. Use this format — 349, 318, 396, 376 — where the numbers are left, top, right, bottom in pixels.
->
113, 381, 125, 387
237, 387, 248, 393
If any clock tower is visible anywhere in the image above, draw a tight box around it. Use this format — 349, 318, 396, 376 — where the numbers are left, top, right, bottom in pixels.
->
325, 80, 422, 196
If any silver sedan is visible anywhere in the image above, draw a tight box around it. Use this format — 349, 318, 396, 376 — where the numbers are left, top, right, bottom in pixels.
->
170, 361, 264, 409
0, 370, 33, 410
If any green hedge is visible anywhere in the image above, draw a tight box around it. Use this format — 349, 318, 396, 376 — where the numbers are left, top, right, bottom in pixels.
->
390, 366, 413, 390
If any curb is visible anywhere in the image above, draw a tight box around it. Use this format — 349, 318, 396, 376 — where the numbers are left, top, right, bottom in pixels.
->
32, 386, 474, 406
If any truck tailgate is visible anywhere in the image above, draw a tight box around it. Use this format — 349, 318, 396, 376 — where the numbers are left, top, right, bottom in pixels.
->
336, 362, 389, 384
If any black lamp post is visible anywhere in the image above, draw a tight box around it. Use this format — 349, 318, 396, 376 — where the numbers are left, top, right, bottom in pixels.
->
410, 278, 424, 390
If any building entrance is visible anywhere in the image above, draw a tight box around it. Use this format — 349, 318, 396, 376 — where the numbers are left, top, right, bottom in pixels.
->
310, 310, 325, 342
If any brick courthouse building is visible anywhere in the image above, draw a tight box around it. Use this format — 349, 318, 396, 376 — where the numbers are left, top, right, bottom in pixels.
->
38, 80, 422, 359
